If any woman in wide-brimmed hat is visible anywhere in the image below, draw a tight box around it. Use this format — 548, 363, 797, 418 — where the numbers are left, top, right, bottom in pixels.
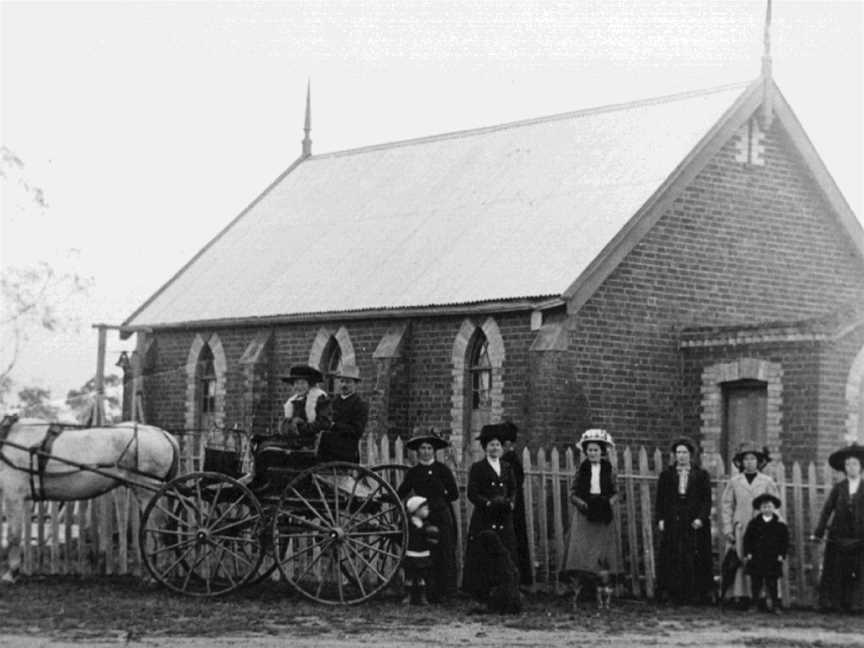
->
461, 423, 518, 600
279, 365, 330, 445
655, 436, 713, 604
812, 443, 864, 612
560, 429, 620, 605
397, 428, 458, 602
720, 442, 779, 608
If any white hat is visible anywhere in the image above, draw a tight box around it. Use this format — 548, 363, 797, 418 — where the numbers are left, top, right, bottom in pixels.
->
578, 428, 615, 453
405, 496, 428, 515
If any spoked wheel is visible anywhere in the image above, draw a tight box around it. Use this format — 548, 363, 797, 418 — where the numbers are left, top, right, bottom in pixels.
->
140, 471, 265, 596
272, 462, 408, 604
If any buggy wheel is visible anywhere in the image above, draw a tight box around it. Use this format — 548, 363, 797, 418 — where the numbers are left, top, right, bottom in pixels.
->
140, 471, 265, 596
272, 462, 408, 605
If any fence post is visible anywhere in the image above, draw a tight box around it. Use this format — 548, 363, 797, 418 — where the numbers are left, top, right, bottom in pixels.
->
522, 447, 537, 591
550, 447, 564, 590
638, 447, 655, 598
775, 461, 790, 606
622, 446, 640, 597
791, 461, 806, 607
536, 447, 550, 587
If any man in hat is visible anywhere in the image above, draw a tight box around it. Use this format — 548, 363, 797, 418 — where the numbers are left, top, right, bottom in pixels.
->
280, 365, 331, 449
317, 364, 368, 464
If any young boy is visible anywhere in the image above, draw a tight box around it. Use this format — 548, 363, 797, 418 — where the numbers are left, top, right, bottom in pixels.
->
743, 493, 789, 613
404, 496, 439, 605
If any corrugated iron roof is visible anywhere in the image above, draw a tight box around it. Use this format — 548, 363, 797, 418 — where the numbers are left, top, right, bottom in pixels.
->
125, 82, 750, 328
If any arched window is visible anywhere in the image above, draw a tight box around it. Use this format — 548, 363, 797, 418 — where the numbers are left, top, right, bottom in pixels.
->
198, 345, 217, 431
469, 334, 492, 411
322, 337, 342, 397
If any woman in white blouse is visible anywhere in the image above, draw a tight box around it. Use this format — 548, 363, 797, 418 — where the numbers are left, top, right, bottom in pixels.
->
560, 429, 619, 600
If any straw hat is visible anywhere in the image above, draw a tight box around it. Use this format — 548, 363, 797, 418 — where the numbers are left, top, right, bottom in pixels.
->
578, 428, 615, 453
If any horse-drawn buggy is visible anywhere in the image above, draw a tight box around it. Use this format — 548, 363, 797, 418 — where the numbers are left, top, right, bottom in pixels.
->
0, 414, 409, 604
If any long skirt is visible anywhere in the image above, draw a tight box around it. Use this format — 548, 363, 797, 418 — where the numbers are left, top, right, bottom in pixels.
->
657, 498, 713, 603
427, 504, 458, 601
560, 508, 620, 579
818, 538, 864, 612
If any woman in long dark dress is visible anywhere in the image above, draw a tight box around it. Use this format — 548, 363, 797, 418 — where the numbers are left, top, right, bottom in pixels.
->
655, 436, 713, 604
397, 428, 459, 602
811, 443, 864, 612
499, 421, 533, 587
461, 423, 518, 599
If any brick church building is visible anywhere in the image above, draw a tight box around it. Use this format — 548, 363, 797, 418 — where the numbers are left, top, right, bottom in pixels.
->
121, 72, 864, 469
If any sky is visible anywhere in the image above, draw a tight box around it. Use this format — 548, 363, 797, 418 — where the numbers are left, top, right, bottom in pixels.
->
1, 0, 862, 405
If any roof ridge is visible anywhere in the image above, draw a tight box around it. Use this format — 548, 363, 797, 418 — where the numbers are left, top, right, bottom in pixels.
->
307, 80, 751, 160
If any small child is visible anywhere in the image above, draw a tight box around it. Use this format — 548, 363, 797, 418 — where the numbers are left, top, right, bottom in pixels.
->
743, 493, 789, 613
404, 496, 439, 606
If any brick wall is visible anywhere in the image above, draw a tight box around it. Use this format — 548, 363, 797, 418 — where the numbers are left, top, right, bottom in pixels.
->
570, 113, 864, 454
138, 309, 586, 452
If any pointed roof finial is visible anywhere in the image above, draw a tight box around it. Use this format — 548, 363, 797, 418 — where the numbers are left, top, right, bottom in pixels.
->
302, 79, 312, 158
760, 0, 774, 130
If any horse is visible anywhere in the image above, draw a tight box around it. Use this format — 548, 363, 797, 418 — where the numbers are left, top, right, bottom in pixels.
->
0, 415, 179, 583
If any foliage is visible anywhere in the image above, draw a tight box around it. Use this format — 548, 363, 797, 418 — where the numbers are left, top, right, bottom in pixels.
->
66, 373, 123, 423
16, 385, 60, 419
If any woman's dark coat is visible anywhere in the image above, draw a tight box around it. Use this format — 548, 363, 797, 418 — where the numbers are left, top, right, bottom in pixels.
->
742, 514, 789, 579
814, 480, 864, 611
655, 464, 714, 602
462, 458, 518, 597
397, 461, 459, 600
502, 449, 533, 585
572, 459, 617, 524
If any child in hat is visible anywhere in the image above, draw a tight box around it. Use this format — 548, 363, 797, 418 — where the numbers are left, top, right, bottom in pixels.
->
404, 496, 439, 605
743, 493, 789, 613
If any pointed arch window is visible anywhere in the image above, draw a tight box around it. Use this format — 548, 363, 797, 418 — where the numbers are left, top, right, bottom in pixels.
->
322, 337, 342, 397
469, 335, 492, 410
198, 345, 217, 430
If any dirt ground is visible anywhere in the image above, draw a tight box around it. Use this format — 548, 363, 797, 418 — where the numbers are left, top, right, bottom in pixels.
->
1, 577, 862, 647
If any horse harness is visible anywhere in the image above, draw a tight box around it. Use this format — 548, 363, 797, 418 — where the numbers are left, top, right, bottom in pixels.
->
0, 413, 147, 500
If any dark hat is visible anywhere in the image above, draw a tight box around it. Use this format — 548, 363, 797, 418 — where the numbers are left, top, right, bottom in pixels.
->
405, 427, 449, 451
477, 423, 506, 448
280, 365, 323, 384
828, 443, 864, 472
498, 421, 519, 443
732, 442, 770, 470
752, 492, 782, 510
670, 436, 697, 455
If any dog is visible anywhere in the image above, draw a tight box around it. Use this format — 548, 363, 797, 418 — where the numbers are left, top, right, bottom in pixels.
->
571, 558, 615, 611
595, 560, 614, 610
472, 530, 523, 614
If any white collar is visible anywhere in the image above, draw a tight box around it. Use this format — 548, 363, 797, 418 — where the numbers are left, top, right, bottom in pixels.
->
761, 514, 774, 522
419, 459, 434, 466
486, 457, 501, 474
410, 516, 424, 528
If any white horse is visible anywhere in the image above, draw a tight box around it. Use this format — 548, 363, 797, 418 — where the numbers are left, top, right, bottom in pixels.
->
0, 416, 179, 583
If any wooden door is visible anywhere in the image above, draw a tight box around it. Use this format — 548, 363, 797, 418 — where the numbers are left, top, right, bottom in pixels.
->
722, 379, 767, 465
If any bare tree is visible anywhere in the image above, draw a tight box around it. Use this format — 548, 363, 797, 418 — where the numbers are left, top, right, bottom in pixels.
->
0, 146, 91, 384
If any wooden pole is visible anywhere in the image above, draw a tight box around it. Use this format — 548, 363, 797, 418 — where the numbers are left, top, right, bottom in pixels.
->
93, 324, 108, 426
